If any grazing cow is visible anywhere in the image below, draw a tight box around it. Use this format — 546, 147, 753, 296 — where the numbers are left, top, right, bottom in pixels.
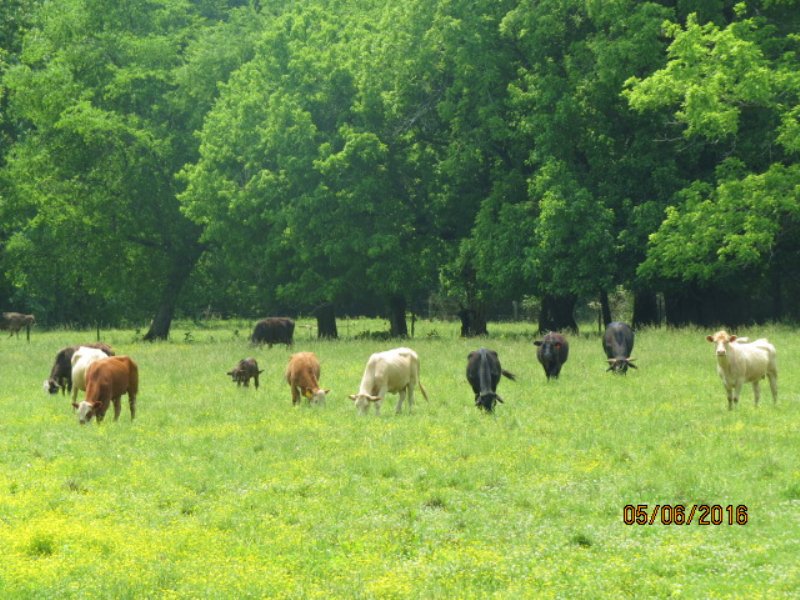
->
73, 356, 138, 424
466, 348, 516, 412
603, 322, 636, 374
70, 346, 112, 403
349, 347, 429, 415
1, 312, 35, 340
285, 352, 329, 405
226, 358, 263, 389
533, 332, 569, 380
706, 330, 777, 410
43, 343, 114, 395
251, 317, 295, 348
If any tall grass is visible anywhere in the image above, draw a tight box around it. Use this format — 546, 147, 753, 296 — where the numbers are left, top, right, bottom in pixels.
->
0, 321, 798, 598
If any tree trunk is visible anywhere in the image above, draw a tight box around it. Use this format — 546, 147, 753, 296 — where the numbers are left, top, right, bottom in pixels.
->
458, 303, 488, 337
389, 295, 408, 338
538, 294, 578, 334
315, 303, 338, 339
632, 289, 660, 327
143, 243, 203, 341
599, 290, 612, 327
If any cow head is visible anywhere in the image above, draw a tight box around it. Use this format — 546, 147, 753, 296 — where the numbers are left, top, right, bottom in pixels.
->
707, 331, 736, 357
606, 358, 636, 374
534, 338, 562, 360
475, 391, 503, 413
74, 401, 97, 424
349, 393, 381, 414
305, 388, 330, 405
43, 379, 60, 394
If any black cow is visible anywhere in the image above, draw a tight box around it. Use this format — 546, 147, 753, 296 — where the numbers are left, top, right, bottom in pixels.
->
534, 332, 569, 380
603, 322, 636, 374
250, 317, 295, 348
43, 343, 115, 395
466, 348, 516, 412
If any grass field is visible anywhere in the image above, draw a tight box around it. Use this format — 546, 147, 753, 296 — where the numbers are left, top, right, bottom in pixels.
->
1, 319, 798, 598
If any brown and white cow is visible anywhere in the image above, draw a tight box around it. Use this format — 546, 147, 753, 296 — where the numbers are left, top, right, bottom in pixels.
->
1, 312, 35, 340
349, 347, 429, 415
73, 356, 138, 424
43, 343, 114, 395
285, 352, 329, 405
226, 358, 263, 389
706, 330, 777, 410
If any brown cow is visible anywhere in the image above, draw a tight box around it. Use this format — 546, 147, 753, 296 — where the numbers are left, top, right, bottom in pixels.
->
226, 358, 263, 389
72, 356, 138, 424
285, 352, 329, 405
1, 312, 35, 340
43, 343, 115, 395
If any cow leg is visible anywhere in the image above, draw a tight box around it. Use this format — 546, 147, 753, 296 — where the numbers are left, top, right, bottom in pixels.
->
254, 374, 259, 390
407, 385, 415, 411
752, 381, 761, 406
396, 389, 406, 414
725, 384, 734, 410
291, 386, 300, 406
129, 393, 136, 420
113, 396, 122, 421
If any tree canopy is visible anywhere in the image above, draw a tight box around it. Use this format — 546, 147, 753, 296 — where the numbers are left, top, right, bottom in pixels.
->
1, 0, 798, 336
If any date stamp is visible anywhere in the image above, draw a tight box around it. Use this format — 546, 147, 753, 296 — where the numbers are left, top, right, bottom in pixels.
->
622, 504, 748, 526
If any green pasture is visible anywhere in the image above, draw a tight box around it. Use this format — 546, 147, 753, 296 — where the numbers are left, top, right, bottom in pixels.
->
1, 320, 798, 598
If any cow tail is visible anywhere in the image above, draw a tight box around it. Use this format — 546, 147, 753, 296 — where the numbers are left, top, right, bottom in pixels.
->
418, 381, 430, 401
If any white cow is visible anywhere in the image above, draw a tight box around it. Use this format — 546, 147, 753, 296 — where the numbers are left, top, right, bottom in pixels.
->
706, 331, 777, 410
349, 347, 429, 415
71, 346, 110, 403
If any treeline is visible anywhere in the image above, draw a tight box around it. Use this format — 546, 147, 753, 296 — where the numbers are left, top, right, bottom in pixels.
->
0, 0, 797, 338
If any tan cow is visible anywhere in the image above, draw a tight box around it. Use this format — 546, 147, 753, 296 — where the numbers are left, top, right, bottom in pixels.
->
285, 352, 329, 405
349, 347, 429, 415
73, 356, 139, 424
706, 330, 777, 410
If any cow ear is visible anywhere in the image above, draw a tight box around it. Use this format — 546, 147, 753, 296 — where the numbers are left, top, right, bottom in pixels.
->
323, 389, 331, 394
706, 335, 714, 342
533, 341, 542, 346
607, 359, 616, 364
71, 402, 79, 409
496, 395, 504, 403
368, 395, 381, 402
258, 369, 264, 374
729, 335, 737, 342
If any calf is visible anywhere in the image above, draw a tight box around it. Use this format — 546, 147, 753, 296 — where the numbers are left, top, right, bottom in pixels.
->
285, 352, 329, 405
603, 322, 636, 374
70, 346, 113, 403
533, 332, 569, 380
251, 317, 295, 347
43, 343, 114, 395
73, 356, 138, 424
227, 358, 263, 389
349, 347, 429, 415
1, 312, 35, 340
466, 348, 516, 412
706, 330, 777, 410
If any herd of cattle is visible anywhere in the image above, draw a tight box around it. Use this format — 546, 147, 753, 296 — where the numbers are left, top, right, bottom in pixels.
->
2, 312, 780, 423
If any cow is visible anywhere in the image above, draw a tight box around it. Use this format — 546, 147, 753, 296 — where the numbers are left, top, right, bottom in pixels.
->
1, 312, 35, 340
349, 347, 429, 415
533, 332, 569, 380
466, 348, 516, 412
226, 358, 263, 389
603, 322, 636, 374
43, 343, 115, 395
285, 352, 329, 405
73, 356, 138, 424
250, 317, 295, 348
706, 330, 777, 410
70, 346, 112, 403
